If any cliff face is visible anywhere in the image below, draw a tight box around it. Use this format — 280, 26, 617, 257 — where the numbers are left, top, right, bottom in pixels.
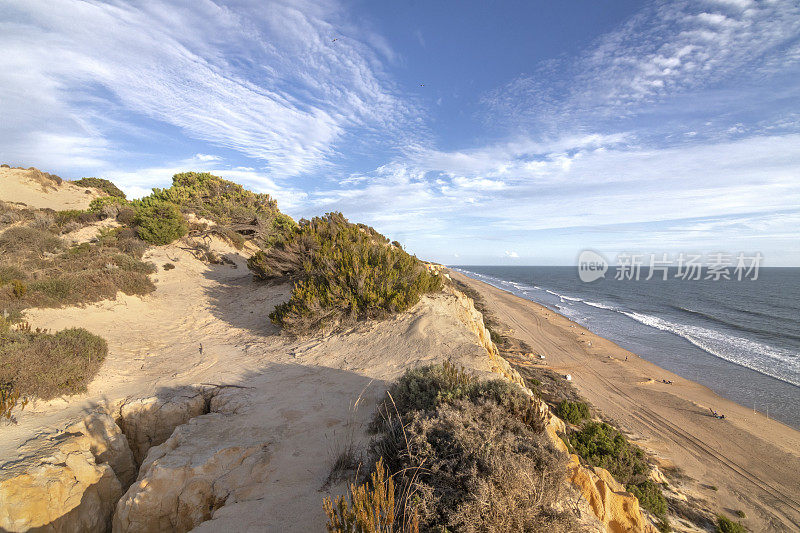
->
451, 285, 653, 533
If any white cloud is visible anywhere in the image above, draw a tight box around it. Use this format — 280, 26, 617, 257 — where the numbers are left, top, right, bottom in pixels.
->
504, 251, 519, 258
194, 154, 222, 162
0, 0, 412, 177
307, 132, 800, 262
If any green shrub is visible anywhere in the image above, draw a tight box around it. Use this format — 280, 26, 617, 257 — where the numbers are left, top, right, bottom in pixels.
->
147, 171, 279, 225
0, 326, 107, 400
262, 213, 442, 333
716, 515, 746, 533
557, 399, 590, 425
73, 177, 126, 198
735, 510, 746, 519
163, 262, 175, 271
132, 199, 187, 245
54, 209, 99, 227
569, 422, 650, 486
88, 195, 129, 213
569, 421, 668, 519
628, 480, 668, 517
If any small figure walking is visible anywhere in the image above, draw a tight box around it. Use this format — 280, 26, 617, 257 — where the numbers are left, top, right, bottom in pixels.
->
199, 343, 203, 355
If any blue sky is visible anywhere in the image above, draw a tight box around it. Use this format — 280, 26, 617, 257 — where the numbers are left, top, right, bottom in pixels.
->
2, 0, 799, 265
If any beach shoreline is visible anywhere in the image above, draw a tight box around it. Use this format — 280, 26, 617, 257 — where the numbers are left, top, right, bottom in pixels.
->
452, 270, 800, 532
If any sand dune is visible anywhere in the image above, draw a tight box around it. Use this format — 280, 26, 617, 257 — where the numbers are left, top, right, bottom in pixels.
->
0, 166, 102, 210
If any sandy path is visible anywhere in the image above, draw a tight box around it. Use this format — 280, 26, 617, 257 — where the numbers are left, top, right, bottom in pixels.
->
453, 271, 800, 532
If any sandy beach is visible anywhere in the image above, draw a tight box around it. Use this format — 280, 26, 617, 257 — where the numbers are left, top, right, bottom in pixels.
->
453, 271, 800, 532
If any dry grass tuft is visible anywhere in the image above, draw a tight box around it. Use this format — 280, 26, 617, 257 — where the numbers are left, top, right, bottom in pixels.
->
326, 363, 578, 532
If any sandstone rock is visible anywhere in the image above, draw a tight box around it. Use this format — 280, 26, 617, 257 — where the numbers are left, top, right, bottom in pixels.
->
66, 413, 137, 489
112, 411, 271, 533
116, 387, 209, 465
0, 445, 121, 532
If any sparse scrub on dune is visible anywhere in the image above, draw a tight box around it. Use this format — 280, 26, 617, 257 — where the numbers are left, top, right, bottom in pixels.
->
73, 177, 126, 198
0, 318, 107, 408
324, 363, 577, 532
0, 226, 63, 257
0, 224, 155, 317
255, 212, 442, 334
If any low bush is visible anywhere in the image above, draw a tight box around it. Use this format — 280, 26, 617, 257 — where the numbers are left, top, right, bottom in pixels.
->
557, 399, 590, 425
628, 480, 668, 518
73, 177, 126, 198
345, 363, 576, 532
0, 321, 107, 401
0, 227, 63, 257
147, 171, 279, 225
132, 199, 187, 245
89, 195, 129, 216
260, 213, 442, 334
569, 422, 649, 487
54, 209, 101, 229
716, 515, 746, 533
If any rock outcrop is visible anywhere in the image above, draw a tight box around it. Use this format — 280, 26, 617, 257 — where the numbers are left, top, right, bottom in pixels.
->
0, 389, 215, 532
116, 387, 211, 465
0, 414, 132, 532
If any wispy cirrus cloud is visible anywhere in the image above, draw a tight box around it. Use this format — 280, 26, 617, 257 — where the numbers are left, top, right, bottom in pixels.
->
483, 0, 800, 132
0, 0, 413, 177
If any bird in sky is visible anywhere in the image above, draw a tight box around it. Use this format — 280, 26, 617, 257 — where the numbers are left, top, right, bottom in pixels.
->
419, 83, 425, 87
332, 38, 338, 42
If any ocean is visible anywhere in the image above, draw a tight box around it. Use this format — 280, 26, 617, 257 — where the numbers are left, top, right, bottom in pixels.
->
453, 266, 800, 430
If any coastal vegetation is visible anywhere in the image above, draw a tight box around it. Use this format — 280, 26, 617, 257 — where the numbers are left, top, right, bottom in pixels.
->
324, 362, 577, 532
250, 212, 442, 334
556, 399, 591, 425
716, 514, 746, 533
73, 177, 127, 198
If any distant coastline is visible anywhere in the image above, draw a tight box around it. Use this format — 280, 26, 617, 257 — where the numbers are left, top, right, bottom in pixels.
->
451, 269, 800, 531
452, 266, 800, 430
